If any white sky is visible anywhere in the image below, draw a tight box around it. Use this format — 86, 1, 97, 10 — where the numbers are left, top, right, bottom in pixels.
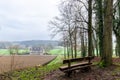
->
0, 0, 60, 41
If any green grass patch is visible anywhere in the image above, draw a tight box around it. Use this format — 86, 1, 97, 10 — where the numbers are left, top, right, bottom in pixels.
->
0, 49, 29, 55
0, 49, 10, 55
49, 48, 64, 55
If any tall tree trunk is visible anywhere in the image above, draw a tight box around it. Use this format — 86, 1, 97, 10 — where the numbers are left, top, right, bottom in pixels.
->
88, 0, 93, 57
116, 36, 120, 57
69, 27, 74, 58
70, 37, 74, 58
74, 27, 77, 58
67, 41, 70, 59
81, 32, 86, 57
102, 0, 113, 66
96, 0, 104, 57
64, 39, 66, 59
93, 31, 99, 56
113, 0, 120, 58
117, 0, 120, 58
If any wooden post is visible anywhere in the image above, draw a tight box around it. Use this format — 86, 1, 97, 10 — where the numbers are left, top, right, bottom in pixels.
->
68, 60, 71, 77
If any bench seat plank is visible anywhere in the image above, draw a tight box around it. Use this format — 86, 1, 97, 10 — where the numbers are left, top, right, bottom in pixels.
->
59, 62, 92, 71
63, 64, 91, 72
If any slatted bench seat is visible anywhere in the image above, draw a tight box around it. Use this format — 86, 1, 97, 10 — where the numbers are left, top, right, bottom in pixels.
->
59, 56, 94, 77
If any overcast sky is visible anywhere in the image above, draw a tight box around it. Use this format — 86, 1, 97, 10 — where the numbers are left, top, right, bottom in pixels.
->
0, 0, 60, 41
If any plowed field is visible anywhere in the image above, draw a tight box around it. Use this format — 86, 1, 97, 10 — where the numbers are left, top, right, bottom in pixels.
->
0, 55, 56, 73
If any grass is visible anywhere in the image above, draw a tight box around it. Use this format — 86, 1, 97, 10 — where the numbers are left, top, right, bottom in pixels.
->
0, 49, 29, 55
0, 49, 10, 55
0, 48, 64, 55
49, 48, 64, 55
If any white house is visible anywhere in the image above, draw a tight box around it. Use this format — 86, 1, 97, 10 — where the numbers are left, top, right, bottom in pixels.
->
29, 47, 44, 55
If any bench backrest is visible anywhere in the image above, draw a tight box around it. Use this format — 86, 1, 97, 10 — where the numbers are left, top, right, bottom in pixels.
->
63, 56, 94, 64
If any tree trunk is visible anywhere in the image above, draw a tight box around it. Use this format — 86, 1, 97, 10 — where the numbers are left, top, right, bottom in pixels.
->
69, 26, 74, 58
81, 33, 86, 58
67, 41, 70, 59
116, 36, 120, 57
70, 38, 74, 58
88, 0, 93, 57
102, 0, 113, 66
96, 0, 104, 57
74, 27, 77, 58
113, 0, 120, 58
64, 39, 66, 59
93, 31, 99, 56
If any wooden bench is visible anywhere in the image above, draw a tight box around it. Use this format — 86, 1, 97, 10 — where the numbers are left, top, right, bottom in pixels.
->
59, 56, 94, 77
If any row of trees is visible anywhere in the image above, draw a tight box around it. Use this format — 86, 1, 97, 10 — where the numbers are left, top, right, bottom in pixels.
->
49, 0, 120, 67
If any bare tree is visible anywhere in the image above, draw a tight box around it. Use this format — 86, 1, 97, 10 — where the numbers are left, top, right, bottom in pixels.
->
8, 45, 19, 71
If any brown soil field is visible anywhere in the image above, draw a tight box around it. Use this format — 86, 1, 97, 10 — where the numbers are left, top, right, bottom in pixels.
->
0, 55, 56, 73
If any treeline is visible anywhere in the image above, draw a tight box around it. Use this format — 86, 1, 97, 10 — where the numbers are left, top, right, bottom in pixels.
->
49, 0, 120, 67
0, 40, 60, 49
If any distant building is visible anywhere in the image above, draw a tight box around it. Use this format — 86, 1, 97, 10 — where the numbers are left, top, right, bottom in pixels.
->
29, 47, 44, 55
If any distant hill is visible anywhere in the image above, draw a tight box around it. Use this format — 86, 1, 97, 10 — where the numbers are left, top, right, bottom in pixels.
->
0, 40, 61, 49
0, 41, 12, 49
14, 40, 60, 47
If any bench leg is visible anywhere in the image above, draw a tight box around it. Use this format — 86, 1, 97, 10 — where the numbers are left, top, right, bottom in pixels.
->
66, 71, 72, 77
86, 66, 91, 72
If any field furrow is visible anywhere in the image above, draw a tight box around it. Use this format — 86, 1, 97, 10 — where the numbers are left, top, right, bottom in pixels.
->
0, 55, 56, 73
